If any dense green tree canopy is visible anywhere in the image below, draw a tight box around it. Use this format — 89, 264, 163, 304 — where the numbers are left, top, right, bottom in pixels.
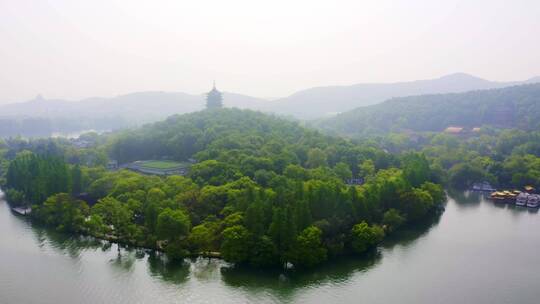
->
4, 109, 448, 269
156, 208, 191, 241
287, 226, 327, 268
351, 222, 385, 254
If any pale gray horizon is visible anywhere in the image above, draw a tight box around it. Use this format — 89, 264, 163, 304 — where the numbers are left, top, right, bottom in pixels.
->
1, 0, 539, 104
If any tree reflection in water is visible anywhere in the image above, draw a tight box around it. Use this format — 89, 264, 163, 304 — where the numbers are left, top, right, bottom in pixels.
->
147, 252, 190, 284
22, 200, 443, 297
447, 189, 482, 208
219, 209, 443, 299
31, 224, 108, 258
109, 248, 137, 273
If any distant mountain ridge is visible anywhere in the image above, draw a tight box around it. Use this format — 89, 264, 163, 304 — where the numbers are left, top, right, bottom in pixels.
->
0, 91, 267, 138
318, 83, 540, 137
0, 91, 267, 122
1, 73, 539, 137
261, 73, 540, 119
3, 73, 540, 121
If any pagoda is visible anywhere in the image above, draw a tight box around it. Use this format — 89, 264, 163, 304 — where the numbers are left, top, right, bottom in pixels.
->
206, 81, 223, 108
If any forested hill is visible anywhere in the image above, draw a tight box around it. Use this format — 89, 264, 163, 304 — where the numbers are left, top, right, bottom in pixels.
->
318, 83, 540, 137
109, 108, 383, 176
5, 108, 446, 268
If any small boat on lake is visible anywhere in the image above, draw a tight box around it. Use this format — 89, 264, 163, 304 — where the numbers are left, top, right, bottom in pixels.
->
491, 190, 520, 204
516, 193, 530, 206
527, 194, 540, 208
11, 206, 32, 216
505, 191, 518, 203
490, 192, 508, 203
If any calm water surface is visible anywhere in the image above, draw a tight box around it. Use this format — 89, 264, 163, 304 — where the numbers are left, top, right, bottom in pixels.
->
1, 190, 540, 304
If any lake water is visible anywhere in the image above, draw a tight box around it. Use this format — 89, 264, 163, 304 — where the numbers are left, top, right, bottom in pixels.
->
1, 190, 540, 304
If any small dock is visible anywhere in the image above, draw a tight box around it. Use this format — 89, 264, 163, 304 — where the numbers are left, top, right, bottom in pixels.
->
11, 207, 32, 216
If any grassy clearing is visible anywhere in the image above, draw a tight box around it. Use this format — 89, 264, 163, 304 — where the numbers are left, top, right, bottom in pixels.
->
138, 160, 186, 169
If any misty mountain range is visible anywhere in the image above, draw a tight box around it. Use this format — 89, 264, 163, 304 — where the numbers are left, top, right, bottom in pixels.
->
1, 73, 539, 137
267, 73, 540, 118
0, 92, 267, 124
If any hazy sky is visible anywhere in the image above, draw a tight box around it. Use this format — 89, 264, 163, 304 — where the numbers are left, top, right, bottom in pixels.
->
1, 0, 539, 103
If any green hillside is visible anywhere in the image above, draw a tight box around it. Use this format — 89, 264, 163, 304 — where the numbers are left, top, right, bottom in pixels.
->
319, 83, 540, 137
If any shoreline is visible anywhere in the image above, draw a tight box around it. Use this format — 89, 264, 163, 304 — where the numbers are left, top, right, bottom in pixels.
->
0, 187, 444, 268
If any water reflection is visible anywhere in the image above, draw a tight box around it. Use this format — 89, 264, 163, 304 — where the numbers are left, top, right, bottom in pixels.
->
1, 192, 443, 304
382, 210, 443, 249
30, 224, 110, 258
147, 253, 190, 284
447, 190, 482, 207
221, 251, 381, 295
492, 200, 507, 210
191, 257, 226, 281
109, 249, 137, 273
527, 207, 539, 214
220, 210, 443, 297
15, 205, 442, 297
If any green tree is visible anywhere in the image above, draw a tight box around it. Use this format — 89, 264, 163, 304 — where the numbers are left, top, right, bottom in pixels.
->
144, 187, 168, 233
268, 206, 297, 253
287, 226, 327, 268
156, 208, 191, 241
248, 235, 279, 267
92, 197, 133, 240
221, 225, 251, 263
34, 193, 89, 232
85, 214, 107, 236
294, 199, 312, 231
420, 182, 446, 205
187, 224, 215, 253
6, 152, 70, 205
283, 164, 309, 180
402, 152, 430, 187
399, 189, 434, 221
189, 160, 239, 186
448, 163, 485, 189
382, 209, 406, 232
71, 164, 83, 194
306, 148, 328, 168
358, 160, 375, 179
351, 221, 384, 254
333, 162, 353, 180
245, 199, 266, 237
